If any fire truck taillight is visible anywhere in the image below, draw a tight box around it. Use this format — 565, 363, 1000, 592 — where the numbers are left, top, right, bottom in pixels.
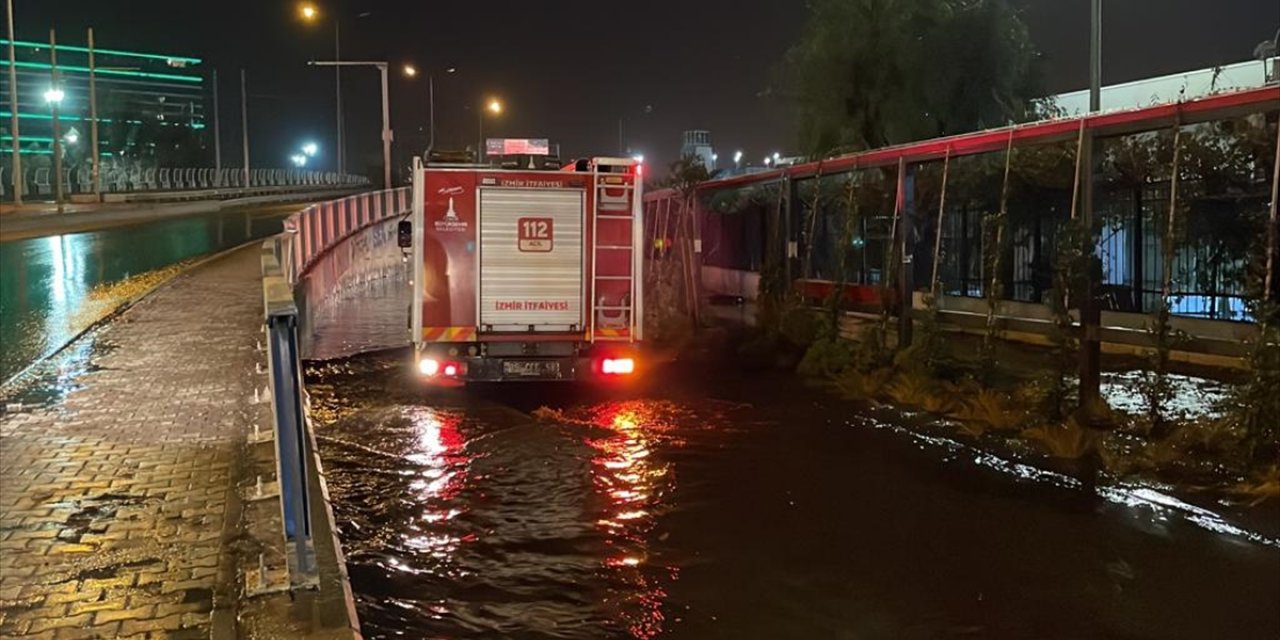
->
600, 358, 636, 375
418, 358, 465, 378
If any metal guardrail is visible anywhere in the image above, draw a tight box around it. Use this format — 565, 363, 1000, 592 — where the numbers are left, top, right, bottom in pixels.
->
254, 186, 410, 590
279, 186, 412, 285
1, 164, 370, 200
259, 243, 317, 589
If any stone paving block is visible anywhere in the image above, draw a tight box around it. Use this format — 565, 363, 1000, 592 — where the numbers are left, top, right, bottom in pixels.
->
53, 622, 121, 640
67, 599, 123, 616
119, 612, 186, 636
28, 612, 93, 633
92, 604, 154, 625
158, 578, 214, 596
45, 589, 105, 606
0, 619, 32, 636
154, 601, 210, 619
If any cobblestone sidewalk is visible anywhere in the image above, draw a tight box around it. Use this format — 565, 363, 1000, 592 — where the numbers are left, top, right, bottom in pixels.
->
0, 247, 263, 639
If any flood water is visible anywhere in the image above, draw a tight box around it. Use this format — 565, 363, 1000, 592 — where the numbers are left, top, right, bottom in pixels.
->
306, 353, 1280, 640
0, 205, 297, 383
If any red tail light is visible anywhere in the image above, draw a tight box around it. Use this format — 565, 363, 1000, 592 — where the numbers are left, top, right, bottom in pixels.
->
601, 358, 636, 375
418, 358, 465, 378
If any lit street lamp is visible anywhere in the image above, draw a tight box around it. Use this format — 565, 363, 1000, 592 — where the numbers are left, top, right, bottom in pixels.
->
477, 97, 502, 161
300, 2, 345, 173
399, 62, 452, 153
309, 59, 393, 188
46, 29, 66, 210
733, 150, 743, 170
302, 141, 319, 157
46, 81, 65, 208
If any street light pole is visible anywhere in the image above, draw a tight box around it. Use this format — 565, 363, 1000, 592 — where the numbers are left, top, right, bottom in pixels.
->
6, 0, 22, 204
88, 27, 101, 200
1078, 0, 1103, 411
212, 69, 222, 175
425, 67, 454, 154
1089, 0, 1102, 113
49, 28, 63, 211
309, 60, 392, 189
379, 62, 391, 188
335, 20, 344, 174
241, 69, 250, 187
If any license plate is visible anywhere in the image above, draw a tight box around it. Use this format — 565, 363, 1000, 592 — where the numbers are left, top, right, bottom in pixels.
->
502, 360, 561, 378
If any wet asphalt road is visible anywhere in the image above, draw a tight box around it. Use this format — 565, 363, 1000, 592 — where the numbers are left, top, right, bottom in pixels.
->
305, 352, 1280, 640
0, 204, 297, 383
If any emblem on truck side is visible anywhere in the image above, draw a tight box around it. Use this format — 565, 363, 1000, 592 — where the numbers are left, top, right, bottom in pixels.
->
434, 197, 469, 232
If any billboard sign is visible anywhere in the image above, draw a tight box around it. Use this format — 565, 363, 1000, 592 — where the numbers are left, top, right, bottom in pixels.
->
485, 138, 551, 156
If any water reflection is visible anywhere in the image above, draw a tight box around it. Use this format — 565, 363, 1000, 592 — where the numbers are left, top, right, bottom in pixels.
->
399, 407, 470, 571
583, 403, 677, 640
0, 207, 293, 383
308, 354, 1280, 640
1101, 370, 1230, 419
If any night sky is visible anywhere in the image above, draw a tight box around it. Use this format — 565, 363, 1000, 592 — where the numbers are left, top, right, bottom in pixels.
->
14, 0, 1280, 175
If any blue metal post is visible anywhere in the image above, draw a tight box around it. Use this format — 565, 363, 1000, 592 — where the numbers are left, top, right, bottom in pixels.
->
266, 303, 314, 579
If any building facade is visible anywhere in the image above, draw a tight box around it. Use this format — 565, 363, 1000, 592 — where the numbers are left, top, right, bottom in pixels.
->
680, 130, 716, 172
0, 37, 206, 166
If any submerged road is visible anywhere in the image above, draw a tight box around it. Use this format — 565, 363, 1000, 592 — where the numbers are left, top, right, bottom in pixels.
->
0, 203, 299, 383
305, 351, 1280, 640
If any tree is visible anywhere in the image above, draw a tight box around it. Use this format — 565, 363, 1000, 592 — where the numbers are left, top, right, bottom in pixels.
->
658, 154, 712, 196
781, 0, 1041, 156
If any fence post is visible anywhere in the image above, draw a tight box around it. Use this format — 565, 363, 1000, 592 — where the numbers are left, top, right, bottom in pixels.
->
899, 163, 917, 346
264, 281, 317, 586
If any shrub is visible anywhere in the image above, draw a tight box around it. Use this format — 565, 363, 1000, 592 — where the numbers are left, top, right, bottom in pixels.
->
797, 336, 854, 378
836, 367, 894, 399
884, 370, 952, 413
853, 322, 893, 372
956, 389, 1026, 432
780, 305, 824, 348
1231, 465, 1280, 506
1022, 419, 1097, 459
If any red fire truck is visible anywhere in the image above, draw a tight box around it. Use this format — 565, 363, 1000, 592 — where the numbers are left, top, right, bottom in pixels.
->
404, 154, 644, 382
